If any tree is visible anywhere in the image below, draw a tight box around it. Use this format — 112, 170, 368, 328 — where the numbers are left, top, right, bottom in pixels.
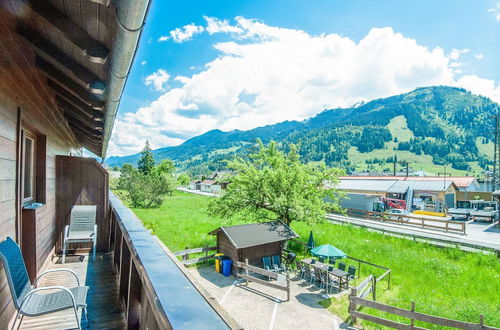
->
117, 160, 175, 208
208, 140, 345, 226
137, 140, 155, 175
177, 173, 191, 186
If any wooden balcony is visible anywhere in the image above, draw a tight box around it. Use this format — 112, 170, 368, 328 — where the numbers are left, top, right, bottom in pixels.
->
12, 156, 237, 329
19, 252, 126, 329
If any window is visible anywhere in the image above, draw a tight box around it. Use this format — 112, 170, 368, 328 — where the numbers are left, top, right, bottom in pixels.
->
22, 134, 35, 204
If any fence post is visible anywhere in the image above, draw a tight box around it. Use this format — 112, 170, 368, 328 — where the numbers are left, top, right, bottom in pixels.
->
387, 271, 391, 290
445, 221, 449, 231
245, 258, 249, 286
349, 287, 357, 324
421, 218, 425, 228
410, 301, 415, 328
372, 275, 377, 301
480, 314, 484, 328
183, 246, 189, 263
358, 260, 361, 279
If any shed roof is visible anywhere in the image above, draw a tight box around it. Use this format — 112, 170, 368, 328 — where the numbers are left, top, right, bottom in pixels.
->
340, 176, 477, 188
338, 179, 398, 192
209, 221, 298, 249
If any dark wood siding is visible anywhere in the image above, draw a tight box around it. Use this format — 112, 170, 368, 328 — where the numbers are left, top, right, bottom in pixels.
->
55, 156, 109, 252
215, 231, 286, 273
0, 4, 79, 326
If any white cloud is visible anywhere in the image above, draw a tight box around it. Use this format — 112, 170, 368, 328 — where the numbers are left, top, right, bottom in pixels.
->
488, 4, 500, 21
158, 35, 169, 42
448, 48, 470, 60
169, 23, 204, 43
144, 69, 170, 91
474, 53, 484, 60
204, 16, 243, 34
108, 18, 498, 156
455, 75, 500, 103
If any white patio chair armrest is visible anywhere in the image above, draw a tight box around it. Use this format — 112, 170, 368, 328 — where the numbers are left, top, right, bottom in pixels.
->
19, 286, 77, 313
35, 268, 81, 287
64, 225, 69, 239
94, 224, 98, 236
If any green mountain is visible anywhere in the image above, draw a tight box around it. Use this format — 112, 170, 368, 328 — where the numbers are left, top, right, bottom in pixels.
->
106, 86, 499, 176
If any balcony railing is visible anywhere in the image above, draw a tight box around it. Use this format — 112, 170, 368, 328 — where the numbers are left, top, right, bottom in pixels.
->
108, 191, 237, 329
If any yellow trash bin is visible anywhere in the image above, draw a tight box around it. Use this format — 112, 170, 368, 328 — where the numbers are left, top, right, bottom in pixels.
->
215, 253, 224, 273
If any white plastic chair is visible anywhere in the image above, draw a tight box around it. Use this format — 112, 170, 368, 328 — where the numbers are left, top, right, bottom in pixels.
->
62, 205, 97, 264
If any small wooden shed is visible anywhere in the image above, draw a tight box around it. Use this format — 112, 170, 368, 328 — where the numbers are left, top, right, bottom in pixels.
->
209, 221, 299, 273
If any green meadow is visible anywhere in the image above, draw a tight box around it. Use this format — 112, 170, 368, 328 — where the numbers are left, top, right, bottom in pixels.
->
131, 190, 500, 328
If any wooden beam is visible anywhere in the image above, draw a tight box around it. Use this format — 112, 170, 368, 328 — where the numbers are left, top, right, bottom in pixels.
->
18, 25, 106, 95
67, 118, 103, 137
60, 103, 104, 129
36, 56, 105, 108
47, 79, 104, 111
54, 92, 104, 120
28, 1, 109, 64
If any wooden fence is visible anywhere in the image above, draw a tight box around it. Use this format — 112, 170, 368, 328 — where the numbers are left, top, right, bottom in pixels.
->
174, 246, 217, 265
344, 208, 467, 235
235, 260, 291, 301
349, 288, 499, 329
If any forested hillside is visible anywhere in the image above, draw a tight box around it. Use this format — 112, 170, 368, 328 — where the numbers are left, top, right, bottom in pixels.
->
106, 86, 499, 176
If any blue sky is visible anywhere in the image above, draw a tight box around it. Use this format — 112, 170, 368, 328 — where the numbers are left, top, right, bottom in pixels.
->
108, 0, 500, 156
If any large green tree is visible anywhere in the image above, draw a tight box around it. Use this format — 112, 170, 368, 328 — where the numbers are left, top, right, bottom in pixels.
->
137, 140, 155, 175
118, 160, 175, 208
208, 140, 345, 226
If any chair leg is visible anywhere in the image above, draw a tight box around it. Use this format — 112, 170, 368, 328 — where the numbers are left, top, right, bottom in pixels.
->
73, 306, 81, 330
83, 307, 88, 325
62, 240, 67, 264
10, 309, 21, 330
92, 238, 96, 261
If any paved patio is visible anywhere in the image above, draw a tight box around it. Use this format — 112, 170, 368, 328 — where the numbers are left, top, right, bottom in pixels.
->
189, 266, 351, 330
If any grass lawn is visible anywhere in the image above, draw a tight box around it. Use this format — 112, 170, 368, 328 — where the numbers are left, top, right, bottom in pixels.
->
131, 190, 500, 328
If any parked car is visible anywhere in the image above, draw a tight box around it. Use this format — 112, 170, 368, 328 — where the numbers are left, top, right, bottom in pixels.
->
386, 208, 409, 221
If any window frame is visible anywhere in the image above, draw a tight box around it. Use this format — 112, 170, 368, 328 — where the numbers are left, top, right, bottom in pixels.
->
22, 131, 36, 205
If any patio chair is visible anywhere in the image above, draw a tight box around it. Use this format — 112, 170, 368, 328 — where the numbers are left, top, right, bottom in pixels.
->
328, 258, 336, 266
295, 260, 305, 280
318, 256, 325, 263
310, 268, 320, 285
347, 265, 357, 280
319, 270, 328, 290
62, 205, 97, 264
262, 256, 273, 271
272, 255, 285, 272
303, 264, 312, 282
338, 262, 346, 271
0, 237, 89, 330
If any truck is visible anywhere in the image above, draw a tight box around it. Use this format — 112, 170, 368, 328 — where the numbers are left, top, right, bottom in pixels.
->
469, 200, 498, 222
447, 200, 473, 220
339, 193, 407, 213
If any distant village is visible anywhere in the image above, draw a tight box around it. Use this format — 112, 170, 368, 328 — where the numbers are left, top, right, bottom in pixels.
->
187, 171, 499, 221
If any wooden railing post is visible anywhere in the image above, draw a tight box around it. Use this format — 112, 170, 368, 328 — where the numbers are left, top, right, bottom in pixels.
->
372, 275, 377, 301
410, 301, 415, 328
445, 221, 449, 231
183, 246, 189, 263
349, 287, 357, 324
387, 271, 391, 290
480, 314, 484, 328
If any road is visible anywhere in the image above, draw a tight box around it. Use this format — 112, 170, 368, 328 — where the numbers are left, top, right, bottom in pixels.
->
326, 213, 500, 253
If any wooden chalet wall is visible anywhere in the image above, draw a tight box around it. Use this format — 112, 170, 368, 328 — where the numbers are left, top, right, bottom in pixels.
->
216, 231, 285, 272
0, 4, 79, 326
55, 156, 109, 253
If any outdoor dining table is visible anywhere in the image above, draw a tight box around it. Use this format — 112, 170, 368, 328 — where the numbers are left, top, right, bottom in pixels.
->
301, 258, 349, 292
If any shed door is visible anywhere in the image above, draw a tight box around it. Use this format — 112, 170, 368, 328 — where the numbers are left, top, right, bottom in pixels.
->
445, 193, 455, 208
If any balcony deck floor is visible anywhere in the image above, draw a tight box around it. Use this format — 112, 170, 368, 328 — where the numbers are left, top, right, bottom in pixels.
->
19, 252, 126, 330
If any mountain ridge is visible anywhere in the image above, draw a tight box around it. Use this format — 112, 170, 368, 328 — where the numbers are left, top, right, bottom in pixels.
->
106, 86, 499, 175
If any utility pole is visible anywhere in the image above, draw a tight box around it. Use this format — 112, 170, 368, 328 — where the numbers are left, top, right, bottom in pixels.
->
494, 114, 500, 191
